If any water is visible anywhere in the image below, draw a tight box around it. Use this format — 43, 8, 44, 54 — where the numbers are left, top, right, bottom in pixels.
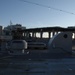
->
0, 57, 75, 75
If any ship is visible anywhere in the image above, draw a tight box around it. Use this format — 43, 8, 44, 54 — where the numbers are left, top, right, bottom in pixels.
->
0, 24, 75, 59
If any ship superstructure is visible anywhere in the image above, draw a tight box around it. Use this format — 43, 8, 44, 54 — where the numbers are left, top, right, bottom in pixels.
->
0, 24, 75, 58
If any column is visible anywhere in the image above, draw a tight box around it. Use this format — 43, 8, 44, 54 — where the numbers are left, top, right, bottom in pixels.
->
40, 32, 43, 38
49, 32, 51, 38
52, 31, 55, 37
74, 33, 75, 39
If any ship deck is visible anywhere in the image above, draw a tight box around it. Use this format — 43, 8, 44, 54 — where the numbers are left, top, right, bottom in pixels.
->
0, 57, 75, 75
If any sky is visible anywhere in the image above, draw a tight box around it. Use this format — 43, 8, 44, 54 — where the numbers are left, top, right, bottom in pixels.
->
0, 0, 75, 28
